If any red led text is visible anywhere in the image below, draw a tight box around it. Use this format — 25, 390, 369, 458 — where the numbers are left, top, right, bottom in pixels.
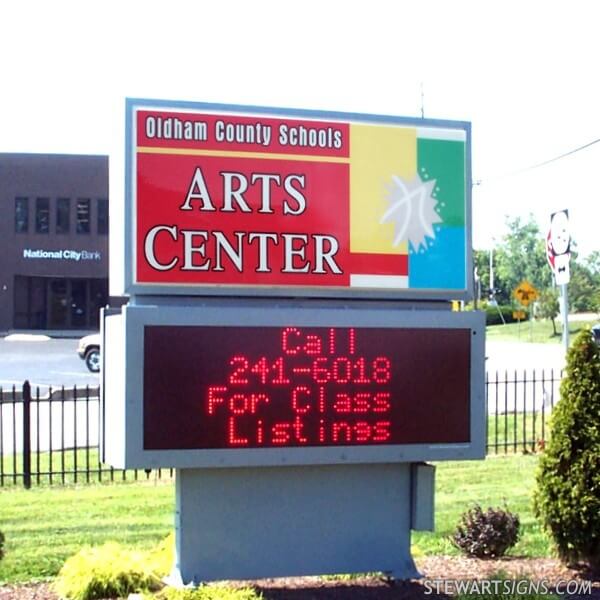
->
204, 327, 394, 448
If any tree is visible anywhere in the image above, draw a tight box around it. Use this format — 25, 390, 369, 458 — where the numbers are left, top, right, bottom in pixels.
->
475, 217, 599, 313
534, 329, 600, 569
493, 215, 552, 302
569, 250, 600, 314
537, 288, 560, 336
473, 249, 491, 303
569, 260, 597, 312
582, 250, 600, 276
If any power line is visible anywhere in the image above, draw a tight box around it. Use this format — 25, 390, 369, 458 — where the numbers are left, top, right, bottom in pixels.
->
474, 137, 600, 186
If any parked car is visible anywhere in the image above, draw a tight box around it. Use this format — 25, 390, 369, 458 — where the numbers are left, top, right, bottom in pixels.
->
77, 333, 101, 372
593, 324, 600, 346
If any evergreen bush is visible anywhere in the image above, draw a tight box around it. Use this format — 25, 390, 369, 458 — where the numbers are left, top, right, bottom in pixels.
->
534, 328, 600, 569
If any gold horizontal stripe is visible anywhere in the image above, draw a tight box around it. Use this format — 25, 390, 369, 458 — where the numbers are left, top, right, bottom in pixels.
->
137, 146, 350, 164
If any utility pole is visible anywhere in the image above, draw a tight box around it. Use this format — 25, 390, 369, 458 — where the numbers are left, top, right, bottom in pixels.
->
488, 246, 505, 324
489, 247, 494, 294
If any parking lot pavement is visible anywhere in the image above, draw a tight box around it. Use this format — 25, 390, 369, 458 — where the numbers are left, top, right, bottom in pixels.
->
485, 340, 565, 373
0, 336, 99, 389
0, 334, 569, 390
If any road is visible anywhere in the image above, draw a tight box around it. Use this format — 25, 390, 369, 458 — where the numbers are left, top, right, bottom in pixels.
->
0, 334, 568, 454
0, 336, 99, 390
0, 335, 568, 403
0, 335, 569, 389
486, 340, 565, 373
0, 336, 100, 454
2, 329, 566, 382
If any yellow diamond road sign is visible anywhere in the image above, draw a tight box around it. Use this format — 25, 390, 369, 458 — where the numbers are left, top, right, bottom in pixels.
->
513, 280, 539, 306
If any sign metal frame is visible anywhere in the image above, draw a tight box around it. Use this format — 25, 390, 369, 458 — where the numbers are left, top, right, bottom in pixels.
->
102, 300, 485, 470
123, 98, 473, 301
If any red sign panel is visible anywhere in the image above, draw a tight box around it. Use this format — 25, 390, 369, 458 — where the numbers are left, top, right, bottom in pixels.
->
135, 110, 358, 289
143, 325, 471, 450
136, 151, 350, 287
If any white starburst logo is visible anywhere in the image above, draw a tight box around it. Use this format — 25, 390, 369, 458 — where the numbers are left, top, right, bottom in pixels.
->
380, 174, 442, 252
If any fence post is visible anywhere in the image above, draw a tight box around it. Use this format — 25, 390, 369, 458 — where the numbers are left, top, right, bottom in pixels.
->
22, 380, 31, 489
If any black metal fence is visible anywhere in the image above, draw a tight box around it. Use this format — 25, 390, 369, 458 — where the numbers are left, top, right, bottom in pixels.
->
485, 368, 563, 454
0, 370, 563, 487
0, 381, 172, 487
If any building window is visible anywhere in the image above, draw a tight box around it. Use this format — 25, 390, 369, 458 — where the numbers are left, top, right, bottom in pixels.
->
35, 197, 50, 234
15, 197, 29, 233
76, 198, 91, 234
56, 198, 70, 234
97, 198, 108, 235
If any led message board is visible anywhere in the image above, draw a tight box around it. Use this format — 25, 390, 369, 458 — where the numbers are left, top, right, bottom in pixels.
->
144, 325, 470, 450
102, 303, 485, 469
125, 99, 471, 300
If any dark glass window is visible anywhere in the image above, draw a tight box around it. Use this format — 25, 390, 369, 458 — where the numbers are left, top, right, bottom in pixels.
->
15, 197, 29, 233
56, 198, 70, 234
76, 198, 91, 234
14, 276, 47, 329
35, 198, 50, 234
97, 198, 108, 235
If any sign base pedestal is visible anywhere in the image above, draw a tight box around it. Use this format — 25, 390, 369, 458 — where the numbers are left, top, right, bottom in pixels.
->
169, 463, 420, 585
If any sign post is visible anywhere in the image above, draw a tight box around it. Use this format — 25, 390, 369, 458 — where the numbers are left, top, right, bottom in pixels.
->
103, 99, 484, 584
546, 210, 571, 352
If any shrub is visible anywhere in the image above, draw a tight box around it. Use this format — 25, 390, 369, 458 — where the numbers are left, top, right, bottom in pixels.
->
54, 541, 162, 600
451, 504, 520, 558
534, 328, 600, 569
53, 534, 263, 600
484, 304, 524, 326
146, 586, 263, 599
147, 532, 175, 578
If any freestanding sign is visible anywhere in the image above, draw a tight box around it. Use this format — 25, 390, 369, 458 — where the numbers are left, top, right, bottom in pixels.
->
103, 301, 484, 583
513, 280, 539, 307
126, 99, 471, 300
546, 209, 571, 286
103, 98, 482, 585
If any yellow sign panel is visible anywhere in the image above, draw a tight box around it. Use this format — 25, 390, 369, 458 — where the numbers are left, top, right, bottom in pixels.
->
513, 280, 539, 306
512, 310, 526, 320
350, 123, 414, 254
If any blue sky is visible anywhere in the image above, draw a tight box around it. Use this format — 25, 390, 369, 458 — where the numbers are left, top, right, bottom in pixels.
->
2, 0, 598, 257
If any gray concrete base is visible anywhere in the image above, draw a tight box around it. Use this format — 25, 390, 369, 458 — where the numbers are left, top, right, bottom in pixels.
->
169, 463, 420, 585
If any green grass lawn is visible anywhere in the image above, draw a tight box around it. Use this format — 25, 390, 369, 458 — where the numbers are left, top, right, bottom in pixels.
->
486, 318, 596, 344
0, 454, 551, 585
0, 478, 174, 583
0, 411, 549, 486
486, 412, 551, 455
1, 447, 171, 487
413, 455, 549, 558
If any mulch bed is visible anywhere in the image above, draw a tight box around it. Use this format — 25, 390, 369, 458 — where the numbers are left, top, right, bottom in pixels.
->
1, 557, 599, 599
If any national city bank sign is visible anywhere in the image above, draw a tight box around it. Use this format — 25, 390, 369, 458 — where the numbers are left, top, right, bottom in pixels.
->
126, 99, 472, 300
23, 249, 102, 261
